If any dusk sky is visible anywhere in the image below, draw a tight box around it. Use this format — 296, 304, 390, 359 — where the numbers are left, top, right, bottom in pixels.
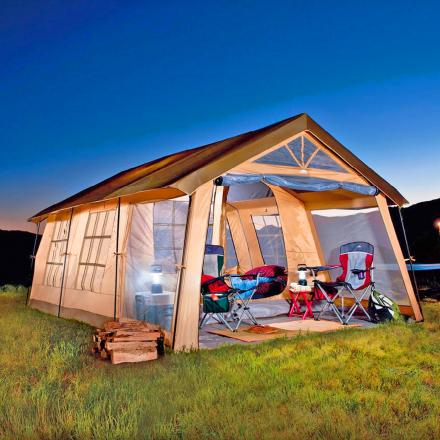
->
2, 0, 440, 232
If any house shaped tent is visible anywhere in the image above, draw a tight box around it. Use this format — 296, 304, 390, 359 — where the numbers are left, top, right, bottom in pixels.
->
28, 113, 423, 350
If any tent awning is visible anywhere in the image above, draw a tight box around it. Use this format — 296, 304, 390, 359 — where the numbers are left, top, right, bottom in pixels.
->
216, 174, 379, 196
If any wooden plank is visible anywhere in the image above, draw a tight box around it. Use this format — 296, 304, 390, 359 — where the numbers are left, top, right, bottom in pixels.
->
111, 331, 161, 341
110, 349, 158, 365
375, 194, 423, 321
106, 341, 156, 351
103, 321, 151, 332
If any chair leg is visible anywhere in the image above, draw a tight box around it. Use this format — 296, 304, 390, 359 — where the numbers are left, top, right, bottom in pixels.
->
303, 294, 314, 319
288, 292, 301, 317
232, 299, 259, 330
199, 313, 209, 328
217, 314, 235, 331
345, 286, 372, 323
315, 284, 346, 325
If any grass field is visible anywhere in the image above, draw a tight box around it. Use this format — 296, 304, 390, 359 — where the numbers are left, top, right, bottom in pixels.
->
1, 289, 439, 439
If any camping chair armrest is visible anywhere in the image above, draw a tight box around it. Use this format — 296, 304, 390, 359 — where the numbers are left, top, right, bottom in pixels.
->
306, 265, 341, 276
351, 267, 374, 275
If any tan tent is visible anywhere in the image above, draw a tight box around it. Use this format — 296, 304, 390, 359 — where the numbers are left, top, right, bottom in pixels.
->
28, 113, 423, 350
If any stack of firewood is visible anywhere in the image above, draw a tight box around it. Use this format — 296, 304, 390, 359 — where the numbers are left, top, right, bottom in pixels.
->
92, 319, 164, 364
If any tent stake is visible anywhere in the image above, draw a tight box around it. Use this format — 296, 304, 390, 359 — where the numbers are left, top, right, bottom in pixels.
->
58, 208, 74, 318
113, 198, 121, 320
26, 221, 40, 305
398, 206, 423, 320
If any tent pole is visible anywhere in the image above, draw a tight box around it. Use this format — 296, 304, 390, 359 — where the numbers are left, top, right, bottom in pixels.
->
58, 208, 74, 318
398, 206, 423, 319
171, 196, 193, 349
113, 198, 121, 320
375, 194, 423, 321
26, 221, 40, 305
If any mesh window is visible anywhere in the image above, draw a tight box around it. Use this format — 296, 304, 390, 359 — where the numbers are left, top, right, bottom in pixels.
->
252, 215, 287, 267
225, 222, 238, 268
44, 219, 70, 287
76, 209, 116, 292
255, 146, 299, 167
153, 200, 189, 274
302, 137, 318, 164
308, 150, 348, 172
254, 135, 348, 173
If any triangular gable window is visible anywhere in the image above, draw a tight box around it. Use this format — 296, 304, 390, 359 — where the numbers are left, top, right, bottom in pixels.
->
254, 135, 348, 173
255, 146, 299, 167
308, 150, 347, 172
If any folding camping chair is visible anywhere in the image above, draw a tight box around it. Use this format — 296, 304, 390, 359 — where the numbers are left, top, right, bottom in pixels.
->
309, 242, 374, 324
199, 274, 262, 331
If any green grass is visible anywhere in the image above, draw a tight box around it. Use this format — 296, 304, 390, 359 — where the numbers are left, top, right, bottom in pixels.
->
1, 291, 439, 440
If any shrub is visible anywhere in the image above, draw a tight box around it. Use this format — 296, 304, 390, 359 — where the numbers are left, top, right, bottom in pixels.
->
0, 284, 28, 295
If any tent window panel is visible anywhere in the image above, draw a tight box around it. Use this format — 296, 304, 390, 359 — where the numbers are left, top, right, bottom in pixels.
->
154, 225, 174, 249
153, 200, 189, 274
44, 219, 70, 287
225, 222, 238, 268
254, 135, 348, 173
76, 209, 116, 293
286, 136, 319, 167
252, 215, 287, 267
303, 138, 318, 163
255, 146, 299, 167
287, 138, 302, 162
308, 150, 348, 173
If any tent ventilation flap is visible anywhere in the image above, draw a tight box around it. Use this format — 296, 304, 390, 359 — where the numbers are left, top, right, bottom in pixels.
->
215, 174, 378, 196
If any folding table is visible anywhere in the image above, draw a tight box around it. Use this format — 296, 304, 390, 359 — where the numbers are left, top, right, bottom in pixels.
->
288, 283, 314, 319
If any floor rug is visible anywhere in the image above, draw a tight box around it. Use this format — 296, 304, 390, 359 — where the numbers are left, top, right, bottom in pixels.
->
268, 319, 361, 332
206, 326, 299, 342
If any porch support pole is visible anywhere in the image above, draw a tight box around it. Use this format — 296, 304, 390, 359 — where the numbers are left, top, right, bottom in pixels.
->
113, 198, 121, 320
398, 206, 423, 319
26, 221, 40, 305
172, 181, 213, 351
375, 194, 423, 321
58, 208, 74, 318
211, 185, 224, 246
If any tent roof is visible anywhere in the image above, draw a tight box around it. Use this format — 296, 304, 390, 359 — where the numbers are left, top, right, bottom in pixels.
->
29, 113, 407, 222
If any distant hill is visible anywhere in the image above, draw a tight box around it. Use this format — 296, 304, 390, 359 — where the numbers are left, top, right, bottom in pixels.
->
391, 197, 440, 263
0, 230, 41, 286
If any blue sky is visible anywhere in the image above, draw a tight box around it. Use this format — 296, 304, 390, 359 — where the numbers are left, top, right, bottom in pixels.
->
1, 0, 440, 231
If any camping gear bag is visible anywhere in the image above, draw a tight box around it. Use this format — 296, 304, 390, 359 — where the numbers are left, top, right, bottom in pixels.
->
368, 290, 401, 322
202, 293, 230, 313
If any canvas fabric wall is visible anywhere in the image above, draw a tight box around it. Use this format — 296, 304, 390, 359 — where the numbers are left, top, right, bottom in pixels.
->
30, 199, 129, 320
225, 189, 323, 290
123, 195, 190, 334
313, 208, 410, 305
30, 211, 72, 308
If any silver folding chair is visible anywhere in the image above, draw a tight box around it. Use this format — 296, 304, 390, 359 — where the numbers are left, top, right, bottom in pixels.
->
308, 242, 374, 324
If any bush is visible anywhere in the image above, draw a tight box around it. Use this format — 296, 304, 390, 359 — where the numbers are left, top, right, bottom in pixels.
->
0, 284, 28, 295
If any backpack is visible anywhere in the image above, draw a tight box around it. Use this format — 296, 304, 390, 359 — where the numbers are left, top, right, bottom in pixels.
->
368, 290, 402, 323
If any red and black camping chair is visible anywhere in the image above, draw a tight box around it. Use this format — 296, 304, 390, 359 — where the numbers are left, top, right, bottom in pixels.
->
309, 241, 374, 324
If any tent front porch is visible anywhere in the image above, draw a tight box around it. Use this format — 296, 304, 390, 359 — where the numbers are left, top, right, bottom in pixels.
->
198, 300, 377, 349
